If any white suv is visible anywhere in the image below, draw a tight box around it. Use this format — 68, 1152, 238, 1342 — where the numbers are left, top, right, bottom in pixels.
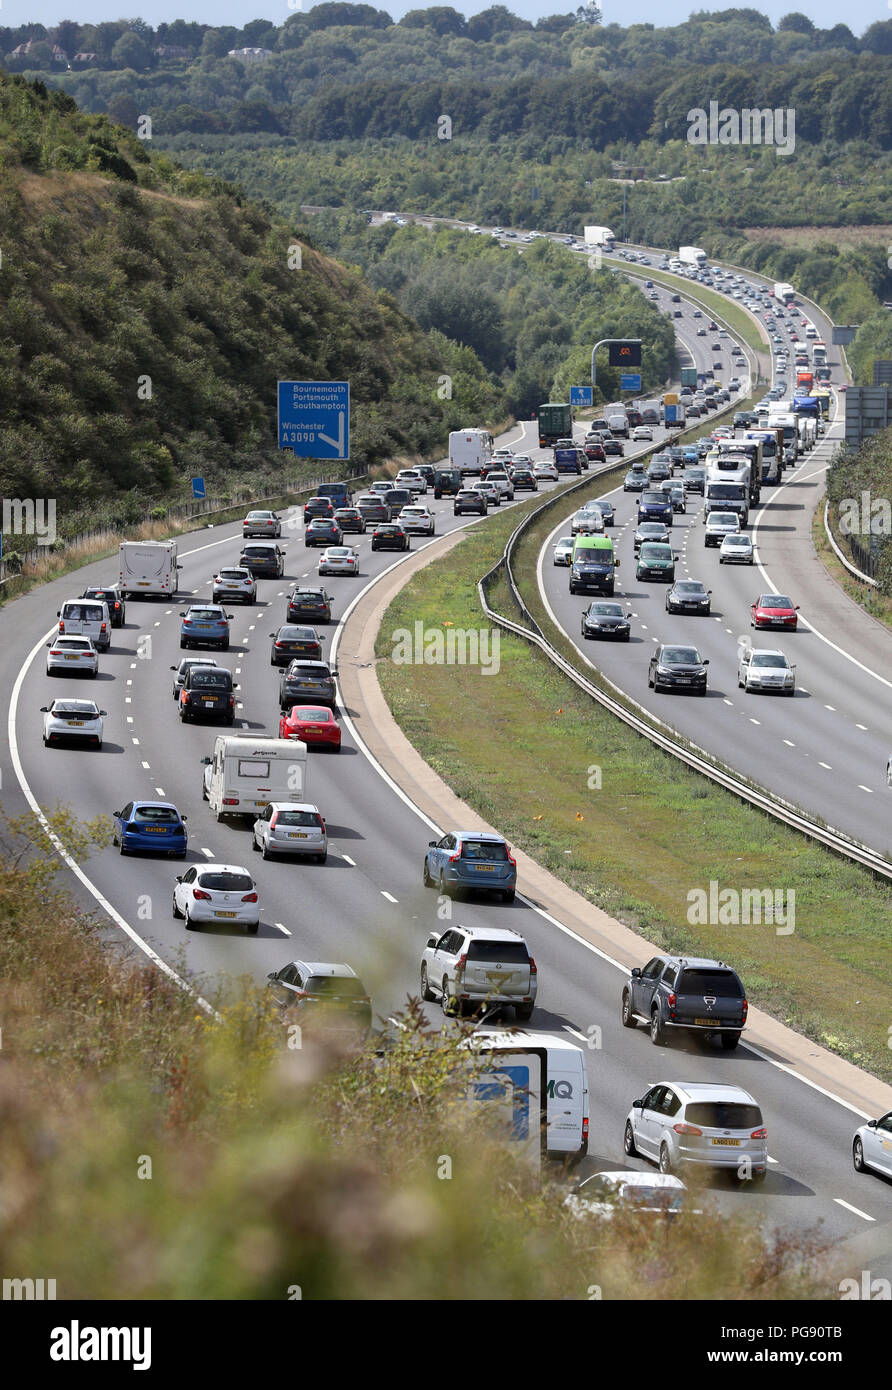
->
624, 1082, 767, 1182
485, 470, 514, 501
395, 469, 427, 496
420, 925, 537, 1020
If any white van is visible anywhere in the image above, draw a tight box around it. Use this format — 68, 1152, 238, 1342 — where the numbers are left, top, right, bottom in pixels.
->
201, 736, 308, 821
468, 1030, 589, 1160
120, 540, 180, 599
606, 412, 629, 438
57, 598, 111, 652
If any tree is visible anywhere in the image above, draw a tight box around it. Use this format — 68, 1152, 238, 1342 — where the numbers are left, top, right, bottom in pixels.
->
107, 94, 139, 128
25, 40, 54, 67
112, 31, 152, 70
575, 3, 601, 26
467, 7, 531, 41
306, 4, 392, 30
238, 19, 276, 47
199, 29, 231, 59
400, 7, 466, 36
49, 20, 82, 59
861, 21, 892, 56
778, 12, 815, 34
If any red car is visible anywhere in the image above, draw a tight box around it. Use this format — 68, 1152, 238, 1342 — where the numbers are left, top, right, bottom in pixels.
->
278, 704, 342, 751
584, 442, 606, 462
751, 593, 799, 630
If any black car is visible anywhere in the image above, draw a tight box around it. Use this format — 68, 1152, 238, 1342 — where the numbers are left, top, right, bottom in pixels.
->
666, 447, 686, 470
371, 523, 410, 552
434, 468, 462, 498
683, 466, 706, 494
581, 600, 631, 642
279, 660, 336, 711
305, 519, 342, 548
454, 489, 486, 515
647, 644, 709, 695
178, 665, 237, 724
170, 656, 218, 699
602, 437, 624, 457
286, 588, 332, 624
239, 543, 286, 577
304, 497, 335, 523
666, 580, 712, 615
81, 584, 126, 627
633, 521, 670, 553
512, 467, 538, 491
587, 499, 615, 527
269, 624, 323, 666
333, 507, 365, 534
622, 953, 747, 1050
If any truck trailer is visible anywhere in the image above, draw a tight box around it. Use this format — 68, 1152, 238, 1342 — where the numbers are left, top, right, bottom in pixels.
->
584, 226, 615, 251
678, 246, 707, 267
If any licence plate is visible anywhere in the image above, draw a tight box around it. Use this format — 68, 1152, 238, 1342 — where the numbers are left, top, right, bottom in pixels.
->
215, 911, 237, 919
65, 655, 79, 661
287, 832, 308, 839
676, 678, 691, 684
254, 801, 269, 809
711, 1138, 741, 1147
202, 697, 216, 703
67, 720, 85, 726
694, 1017, 716, 1025
143, 827, 166, 834
475, 865, 496, 872
195, 625, 210, 630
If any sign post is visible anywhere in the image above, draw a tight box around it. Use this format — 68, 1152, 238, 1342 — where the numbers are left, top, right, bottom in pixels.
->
570, 385, 593, 407
191, 477, 205, 500
591, 338, 642, 388
278, 380, 350, 459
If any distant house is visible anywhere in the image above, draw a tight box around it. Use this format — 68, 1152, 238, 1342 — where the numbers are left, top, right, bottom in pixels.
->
154, 44, 192, 59
610, 160, 647, 181
227, 47, 274, 63
72, 52, 97, 64
10, 39, 69, 64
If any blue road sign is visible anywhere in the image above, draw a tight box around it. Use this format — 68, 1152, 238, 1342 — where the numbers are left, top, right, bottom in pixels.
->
620, 373, 642, 391
278, 380, 350, 459
570, 385, 593, 407
191, 477, 205, 499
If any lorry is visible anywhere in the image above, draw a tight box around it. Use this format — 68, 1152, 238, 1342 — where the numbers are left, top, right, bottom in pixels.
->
796, 370, 814, 392
680, 367, 698, 388
768, 409, 799, 464
201, 735, 308, 822
745, 429, 781, 486
119, 540, 180, 600
773, 281, 795, 304
448, 428, 493, 478
584, 225, 615, 251
538, 402, 573, 448
663, 393, 686, 429
705, 471, 750, 526
679, 246, 707, 267
712, 440, 762, 504
811, 340, 827, 367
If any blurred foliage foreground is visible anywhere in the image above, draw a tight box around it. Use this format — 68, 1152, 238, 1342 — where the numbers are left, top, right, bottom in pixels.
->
0, 808, 830, 1299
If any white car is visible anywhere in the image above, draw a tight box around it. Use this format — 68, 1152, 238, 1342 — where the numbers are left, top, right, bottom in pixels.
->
704, 511, 741, 547
252, 802, 328, 861
172, 862, 260, 932
719, 533, 754, 564
395, 469, 427, 495
511, 454, 534, 468
46, 635, 99, 678
565, 1171, 689, 1220
398, 505, 435, 536
471, 481, 499, 507
571, 508, 605, 536
738, 647, 795, 695
486, 470, 514, 501
625, 1081, 768, 1182
491, 448, 515, 465
632, 426, 653, 441
534, 461, 558, 482
553, 536, 574, 566
318, 546, 359, 576
41, 698, 106, 747
212, 567, 257, 604
853, 1112, 892, 1179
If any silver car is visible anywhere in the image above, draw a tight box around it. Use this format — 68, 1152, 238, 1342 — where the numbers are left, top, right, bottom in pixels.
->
719, 533, 754, 564
625, 1082, 767, 1182
46, 635, 99, 677
212, 566, 257, 604
738, 647, 795, 695
252, 802, 327, 861
553, 536, 574, 566
420, 924, 537, 1020
853, 1112, 892, 1179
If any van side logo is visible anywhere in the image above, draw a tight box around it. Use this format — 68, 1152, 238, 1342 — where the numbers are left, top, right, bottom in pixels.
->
545, 1080, 573, 1100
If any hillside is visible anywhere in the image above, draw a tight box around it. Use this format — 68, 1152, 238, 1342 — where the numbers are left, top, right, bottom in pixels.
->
0, 73, 504, 534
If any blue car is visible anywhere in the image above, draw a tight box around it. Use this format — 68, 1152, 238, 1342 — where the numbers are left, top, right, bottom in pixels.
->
179, 604, 231, 650
112, 800, 188, 857
637, 490, 674, 526
423, 830, 517, 903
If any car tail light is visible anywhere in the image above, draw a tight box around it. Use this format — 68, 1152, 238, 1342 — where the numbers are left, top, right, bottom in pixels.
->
582, 1116, 589, 1141
741, 997, 748, 1022
229, 694, 235, 706
241, 892, 259, 904
183, 620, 192, 627
316, 814, 325, 830
667, 991, 676, 1010
529, 957, 537, 975
222, 797, 239, 806
455, 953, 467, 973
673, 1123, 702, 1136
448, 852, 461, 863
58, 621, 65, 632
507, 849, 516, 867
193, 889, 211, 901
49, 649, 63, 656
269, 811, 279, 829
751, 1126, 767, 1140
275, 641, 284, 647
100, 622, 107, 632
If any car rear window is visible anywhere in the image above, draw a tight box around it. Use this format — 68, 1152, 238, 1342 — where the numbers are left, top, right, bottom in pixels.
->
677, 968, 742, 997
684, 1102, 762, 1130
466, 941, 529, 964
63, 604, 103, 621
288, 665, 329, 679
198, 872, 253, 892
275, 810, 321, 827
134, 806, 180, 822
190, 671, 231, 689
292, 709, 330, 721
305, 975, 366, 996
461, 841, 509, 861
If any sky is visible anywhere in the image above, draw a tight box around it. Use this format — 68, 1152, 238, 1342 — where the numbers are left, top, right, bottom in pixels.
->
10, 0, 887, 37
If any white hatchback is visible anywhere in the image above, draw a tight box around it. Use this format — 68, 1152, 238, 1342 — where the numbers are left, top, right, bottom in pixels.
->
398, 505, 436, 536
41, 698, 105, 747
172, 863, 260, 932
318, 546, 359, 576
252, 802, 328, 861
46, 635, 99, 677
719, 533, 754, 564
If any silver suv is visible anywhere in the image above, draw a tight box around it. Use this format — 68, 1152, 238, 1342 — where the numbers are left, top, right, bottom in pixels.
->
625, 1082, 767, 1182
420, 925, 537, 1020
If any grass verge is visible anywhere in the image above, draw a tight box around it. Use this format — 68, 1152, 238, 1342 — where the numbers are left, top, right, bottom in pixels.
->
813, 502, 892, 632
375, 504, 892, 1084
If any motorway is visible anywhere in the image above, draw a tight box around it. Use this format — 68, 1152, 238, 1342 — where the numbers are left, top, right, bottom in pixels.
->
2, 270, 891, 1266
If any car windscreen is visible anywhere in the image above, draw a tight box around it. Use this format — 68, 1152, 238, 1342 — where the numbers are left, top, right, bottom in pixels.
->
188, 609, 223, 620
218, 570, 247, 580
466, 941, 529, 963
677, 968, 742, 996
675, 583, 705, 594
134, 806, 180, 823
752, 654, 788, 668
761, 595, 792, 608
662, 648, 700, 663
197, 872, 253, 892
290, 709, 330, 721
305, 975, 366, 996
589, 604, 623, 616
641, 492, 666, 503
275, 810, 321, 826
684, 1102, 762, 1130
461, 841, 509, 861
190, 671, 231, 689
63, 604, 103, 621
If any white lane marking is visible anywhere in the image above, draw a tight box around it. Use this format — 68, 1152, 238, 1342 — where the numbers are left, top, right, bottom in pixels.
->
126, 679, 133, 686
818, 761, 832, 770
275, 922, 292, 937
130, 662, 137, 669
856, 723, 868, 731
155, 787, 165, 796
783, 738, 795, 746
858, 785, 874, 794
7, 623, 214, 1014
132, 737, 140, 745
723, 698, 733, 705
126, 716, 133, 723
766, 1155, 779, 1165
833, 1198, 875, 1222
141, 761, 150, 769
340, 854, 356, 866
125, 698, 131, 705
564, 1026, 588, 1043
749, 718, 760, 725
200, 847, 214, 858
825, 704, 836, 712
381, 891, 398, 903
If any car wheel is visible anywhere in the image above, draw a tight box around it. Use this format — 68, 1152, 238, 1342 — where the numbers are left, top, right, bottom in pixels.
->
659, 1143, 673, 1175
252, 835, 260, 852
502, 889, 515, 904
721, 1031, 740, 1051
422, 858, 433, 888
853, 1138, 866, 1173
621, 990, 636, 1028
441, 977, 457, 1016
261, 840, 270, 860
623, 1119, 637, 1157
650, 1009, 667, 1046
246, 921, 259, 935
420, 964, 436, 1002
515, 1003, 533, 1022
172, 895, 183, 919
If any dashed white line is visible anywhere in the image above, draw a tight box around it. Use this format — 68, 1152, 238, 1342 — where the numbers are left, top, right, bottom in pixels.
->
818, 761, 832, 770
126, 679, 133, 686
564, 1026, 588, 1043
200, 847, 214, 858
824, 704, 836, 712
155, 787, 165, 797
783, 738, 795, 747
381, 891, 398, 903
723, 698, 733, 706
131, 737, 140, 745
126, 716, 134, 723
833, 1198, 875, 1223
141, 761, 150, 770
275, 922, 292, 937
340, 854, 356, 866
749, 717, 760, 725
857, 785, 874, 794
856, 723, 868, 731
